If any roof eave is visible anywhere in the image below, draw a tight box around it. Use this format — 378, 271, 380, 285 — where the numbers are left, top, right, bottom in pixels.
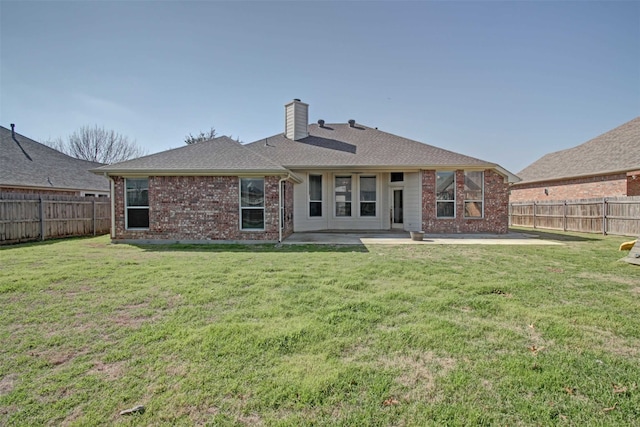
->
512, 167, 640, 187
285, 163, 520, 182
0, 183, 109, 193
91, 168, 291, 177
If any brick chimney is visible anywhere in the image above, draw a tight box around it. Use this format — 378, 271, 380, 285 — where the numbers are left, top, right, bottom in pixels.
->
284, 99, 308, 140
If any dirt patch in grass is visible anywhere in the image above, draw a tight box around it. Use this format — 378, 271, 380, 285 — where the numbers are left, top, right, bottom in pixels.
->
110, 302, 161, 328
380, 351, 456, 403
576, 272, 640, 287
60, 405, 84, 427
0, 373, 18, 396
88, 360, 126, 380
237, 412, 264, 426
581, 326, 639, 357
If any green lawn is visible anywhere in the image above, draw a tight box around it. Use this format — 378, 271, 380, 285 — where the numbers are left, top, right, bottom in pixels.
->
1, 230, 639, 426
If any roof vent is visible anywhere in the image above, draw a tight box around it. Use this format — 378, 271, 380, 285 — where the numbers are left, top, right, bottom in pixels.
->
318, 119, 325, 127
348, 119, 356, 127
10, 123, 15, 137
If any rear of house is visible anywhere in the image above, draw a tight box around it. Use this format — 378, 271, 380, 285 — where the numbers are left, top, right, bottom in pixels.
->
94, 100, 518, 243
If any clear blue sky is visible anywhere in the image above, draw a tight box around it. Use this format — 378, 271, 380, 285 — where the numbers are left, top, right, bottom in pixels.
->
1, 1, 638, 173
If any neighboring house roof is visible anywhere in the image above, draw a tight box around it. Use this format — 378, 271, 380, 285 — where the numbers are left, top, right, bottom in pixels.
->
0, 125, 109, 193
93, 136, 288, 175
248, 123, 496, 169
515, 117, 640, 185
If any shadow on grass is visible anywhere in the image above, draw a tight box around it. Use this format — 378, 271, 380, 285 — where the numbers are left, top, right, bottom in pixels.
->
130, 242, 370, 254
0, 234, 110, 250
510, 227, 601, 242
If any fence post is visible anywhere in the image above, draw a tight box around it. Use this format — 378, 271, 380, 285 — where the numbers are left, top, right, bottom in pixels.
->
93, 199, 96, 236
602, 197, 607, 235
39, 196, 45, 241
563, 200, 567, 232
533, 201, 537, 229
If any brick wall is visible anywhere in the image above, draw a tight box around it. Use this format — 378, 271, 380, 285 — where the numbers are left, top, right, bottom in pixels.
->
283, 180, 294, 236
421, 169, 509, 234
113, 175, 291, 242
0, 186, 79, 196
627, 171, 640, 196
509, 173, 627, 202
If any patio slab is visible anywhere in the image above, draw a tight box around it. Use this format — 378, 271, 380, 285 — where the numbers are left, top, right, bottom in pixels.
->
282, 232, 563, 246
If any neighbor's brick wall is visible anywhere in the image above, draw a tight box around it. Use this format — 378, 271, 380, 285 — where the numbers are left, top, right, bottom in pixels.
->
509, 173, 627, 202
421, 169, 509, 234
627, 171, 640, 196
0, 186, 79, 196
113, 175, 289, 242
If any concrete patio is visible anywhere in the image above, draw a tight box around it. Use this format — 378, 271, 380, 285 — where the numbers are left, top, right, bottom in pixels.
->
282, 231, 563, 246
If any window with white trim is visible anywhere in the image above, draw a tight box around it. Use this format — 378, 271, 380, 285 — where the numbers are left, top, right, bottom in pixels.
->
309, 174, 322, 217
335, 175, 352, 217
436, 171, 455, 218
240, 178, 264, 230
125, 178, 149, 229
359, 176, 376, 217
464, 171, 484, 218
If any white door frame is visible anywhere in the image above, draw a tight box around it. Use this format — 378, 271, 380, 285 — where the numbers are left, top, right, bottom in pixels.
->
390, 187, 404, 229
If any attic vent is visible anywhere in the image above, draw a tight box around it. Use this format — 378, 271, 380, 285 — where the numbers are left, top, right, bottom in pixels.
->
348, 119, 356, 127
318, 119, 325, 127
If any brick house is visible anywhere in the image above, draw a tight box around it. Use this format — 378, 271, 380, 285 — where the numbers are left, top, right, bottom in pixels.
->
93, 100, 518, 243
510, 117, 640, 202
1, 124, 109, 196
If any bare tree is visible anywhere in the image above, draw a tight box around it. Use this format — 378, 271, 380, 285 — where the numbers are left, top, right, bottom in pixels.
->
184, 126, 217, 145
49, 125, 146, 164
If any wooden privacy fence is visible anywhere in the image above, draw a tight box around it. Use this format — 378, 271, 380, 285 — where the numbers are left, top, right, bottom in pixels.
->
0, 193, 111, 245
509, 196, 640, 237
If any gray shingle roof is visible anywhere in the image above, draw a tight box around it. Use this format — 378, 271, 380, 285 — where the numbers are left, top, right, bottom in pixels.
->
0, 126, 109, 192
515, 117, 640, 184
246, 123, 497, 169
93, 136, 288, 174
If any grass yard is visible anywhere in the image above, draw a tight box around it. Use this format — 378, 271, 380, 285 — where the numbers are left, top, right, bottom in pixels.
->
1, 230, 639, 426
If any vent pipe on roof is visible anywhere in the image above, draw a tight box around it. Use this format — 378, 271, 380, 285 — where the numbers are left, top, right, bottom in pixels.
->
10, 123, 33, 161
348, 119, 356, 127
318, 119, 325, 127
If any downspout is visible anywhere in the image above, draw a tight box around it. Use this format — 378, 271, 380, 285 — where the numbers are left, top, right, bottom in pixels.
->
278, 174, 290, 243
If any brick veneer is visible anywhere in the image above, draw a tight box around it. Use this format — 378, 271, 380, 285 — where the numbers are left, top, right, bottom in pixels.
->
509, 173, 627, 202
0, 187, 79, 196
112, 175, 292, 242
627, 171, 640, 197
421, 169, 509, 234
